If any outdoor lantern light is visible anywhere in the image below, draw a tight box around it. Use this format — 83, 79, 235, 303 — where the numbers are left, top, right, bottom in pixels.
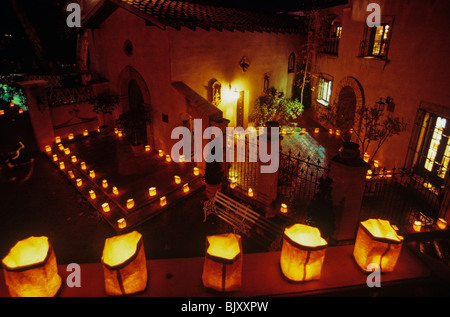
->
366, 170, 373, 180
89, 170, 95, 179
159, 150, 164, 157
160, 196, 167, 206
45, 145, 52, 153
80, 162, 86, 170
301, 128, 306, 134
193, 167, 199, 176
58, 144, 64, 151
336, 129, 341, 136
314, 128, 319, 134
10, 102, 14, 107
55, 136, 61, 144
230, 177, 237, 189
329, 129, 333, 135
373, 160, 379, 168
1, 236, 62, 297
353, 219, 404, 272
149, 187, 156, 197
102, 202, 110, 213
127, 199, 135, 209
0, 110, 4, 115
145, 145, 150, 152
64, 148, 70, 155
117, 218, 127, 230
114, 127, 118, 134
280, 224, 328, 282
101, 231, 147, 296
59, 162, 65, 170
102, 179, 108, 188
281, 128, 286, 136
413, 221, 422, 232
202, 233, 242, 292
68, 133, 74, 140
83, 130, 88, 136
280, 203, 288, 214
68, 170, 75, 179
89, 190, 96, 200
183, 183, 190, 193
71, 155, 77, 163
166, 154, 171, 162
248, 188, 254, 197
112, 186, 119, 196
52, 154, 58, 162
118, 131, 123, 137
76, 178, 82, 187
179, 155, 185, 162
174, 176, 181, 184
18, 109, 23, 114
437, 218, 447, 230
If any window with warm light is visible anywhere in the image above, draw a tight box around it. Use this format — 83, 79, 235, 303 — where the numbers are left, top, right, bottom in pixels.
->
360, 18, 394, 59
317, 76, 332, 106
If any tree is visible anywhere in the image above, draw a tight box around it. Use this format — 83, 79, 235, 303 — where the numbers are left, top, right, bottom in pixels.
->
90, 92, 118, 115
249, 87, 303, 127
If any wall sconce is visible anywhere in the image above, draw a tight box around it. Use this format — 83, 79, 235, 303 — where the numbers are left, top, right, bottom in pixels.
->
239, 56, 250, 72
101, 231, 147, 296
376, 96, 392, 112
2, 236, 62, 297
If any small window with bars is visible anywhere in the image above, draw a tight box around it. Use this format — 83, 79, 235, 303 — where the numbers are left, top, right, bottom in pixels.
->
316, 75, 332, 106
360, 17, 394, 59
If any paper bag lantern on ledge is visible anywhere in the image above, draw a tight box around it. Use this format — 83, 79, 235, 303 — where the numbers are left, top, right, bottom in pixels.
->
101, 231, 148, 296
280, 224, 328, 282
353, 219, 404, 272
202, 233, 242, 292
1, 236, 62, 297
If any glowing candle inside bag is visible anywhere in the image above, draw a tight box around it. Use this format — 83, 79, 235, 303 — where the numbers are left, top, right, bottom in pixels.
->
71, 156, 77, 163
102, 203, 110, 212
160, 196, 167, 206
126, 199, 135, 209
89, 170, 95, 179
102, 179, 108, 188
193, 167, 199, 176
80, 162, 86, 170
76, 179, 82, 187
149, 187, 156, 197
183, 183, 190, 193
89, 190, 96, 200
112, 187, 119, 196
59, 162, 65, 170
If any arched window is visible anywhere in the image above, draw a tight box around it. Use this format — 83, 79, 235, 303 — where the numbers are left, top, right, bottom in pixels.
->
288, 52, 295, 73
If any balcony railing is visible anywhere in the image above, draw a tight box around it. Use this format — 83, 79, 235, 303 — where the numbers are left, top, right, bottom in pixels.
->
320, 38, 340, 56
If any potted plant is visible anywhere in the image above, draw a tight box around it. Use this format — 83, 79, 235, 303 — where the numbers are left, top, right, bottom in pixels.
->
203, 159, 224, 199
89, 92, 119, 133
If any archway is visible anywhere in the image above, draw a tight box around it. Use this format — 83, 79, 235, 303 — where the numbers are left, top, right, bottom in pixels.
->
335, 77, 365, 132
118, 66, 153, 147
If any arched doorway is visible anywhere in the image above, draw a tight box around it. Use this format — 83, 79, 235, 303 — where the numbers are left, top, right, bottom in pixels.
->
334, 76, 365, 133
118, 66, 153, 147
128, 79, 147, 145
336, 86, 357, 131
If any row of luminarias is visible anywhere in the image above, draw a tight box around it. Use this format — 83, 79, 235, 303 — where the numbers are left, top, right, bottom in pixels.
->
3, 218, 447, 297
46, 133, 199, 230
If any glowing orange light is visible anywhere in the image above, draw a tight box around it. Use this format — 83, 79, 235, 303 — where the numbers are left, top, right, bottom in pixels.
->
301, 128, 306, 134
0, 110, 4, 115
80, 162, 86, 170
114, 127, 118, 134
102, 202, 110, 212
166, 154, 171, 162
118, 131, 123, 137
160, 196, 167, 206
76, 178, 82, 187
68, 133, 74, 140
329, 129, 333, 135
18, 108, 23, 114
336, 129, 341, 136
126, 199, 135, 209
437, 218, 447, 230
314, 128, 319, 134
280, 203, 288, 214
183, 183, 190, 193
55, 136, 61, 144
68, 170, 75, 179
102, 179, 108, 189
9, 102, 14, 108
179, 155, 185, 163
64, 148, 70, 155
58, 144, 64, 151
174, 176, 181, 184
363, 152, 370, 163
83, 130, 88, 136
413, 221, 422, 232
248, 188, 254, 197
193, 167, 199, 176
45, 145, 52, 153
89, 170, 95, 179
230, 177, 237, 189
145, 145, 150, 152
117, 218, 127, 230
149, 187, 156, 197
159, 150, 164, 157
373, 160, 379, 168
59, 162, 65, 170
89, 190, 96, 200
52, 154, 58, 162
71, 155, 77, 163
112, 186, 119, 196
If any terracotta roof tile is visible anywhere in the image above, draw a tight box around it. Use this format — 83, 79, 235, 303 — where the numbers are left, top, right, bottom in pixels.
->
119, 0, 304, 33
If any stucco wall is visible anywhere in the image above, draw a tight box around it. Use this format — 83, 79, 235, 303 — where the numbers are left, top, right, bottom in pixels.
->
312, 0, 450, 168
169, 28, 306, 128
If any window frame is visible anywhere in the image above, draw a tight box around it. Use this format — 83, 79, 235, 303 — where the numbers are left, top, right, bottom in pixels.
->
316, 74, 333, 106
360, 16, 394, 60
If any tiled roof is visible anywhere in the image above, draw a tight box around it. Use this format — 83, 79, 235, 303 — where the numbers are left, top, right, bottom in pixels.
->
100, 0, 305, 33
